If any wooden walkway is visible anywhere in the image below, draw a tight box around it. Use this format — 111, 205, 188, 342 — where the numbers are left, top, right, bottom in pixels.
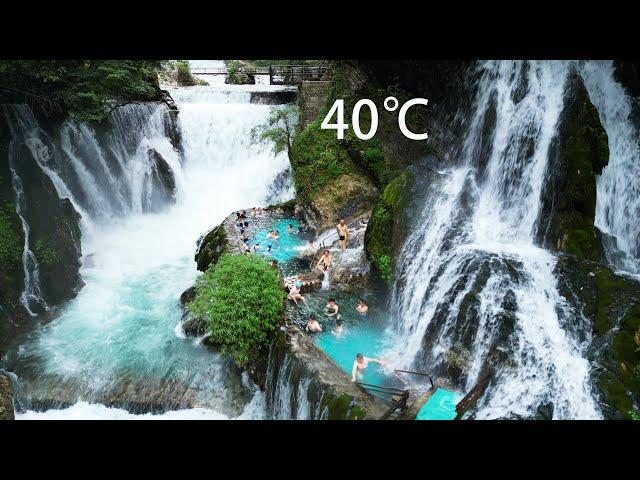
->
190, 65, 333, 85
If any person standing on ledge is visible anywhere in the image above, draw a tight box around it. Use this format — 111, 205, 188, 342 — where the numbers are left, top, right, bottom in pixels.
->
336, 219, 349, 251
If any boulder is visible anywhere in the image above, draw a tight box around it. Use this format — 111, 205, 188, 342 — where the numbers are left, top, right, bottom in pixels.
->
195, 224, 228, 272
181, 310, 208, 337
145, 148, 177, 212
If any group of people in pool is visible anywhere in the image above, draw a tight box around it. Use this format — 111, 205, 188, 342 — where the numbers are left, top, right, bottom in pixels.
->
235, 208, 306, 255
302, 297, 383, 382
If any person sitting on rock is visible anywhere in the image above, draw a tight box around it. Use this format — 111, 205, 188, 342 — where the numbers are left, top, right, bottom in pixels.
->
351, 353, 385, 382
336, 219, 349, 251
287, 281, 308, 306
356, 299, 369, 314
325, 298, 339, 318
252, 207, 258, 219
306, 314, 322, 333
298, 220, 307, 234
316, 250, 332, 273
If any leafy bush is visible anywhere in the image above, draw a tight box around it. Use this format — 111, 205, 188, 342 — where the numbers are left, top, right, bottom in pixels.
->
189, 253, 285, 364
176, 61, 197, 86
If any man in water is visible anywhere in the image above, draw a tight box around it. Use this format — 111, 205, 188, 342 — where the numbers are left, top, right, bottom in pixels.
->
351, 353, 385, 382
356, 299, 368, 314
325, 298, 339, 318
336, 219, 349, 251
306, 314, 322, 333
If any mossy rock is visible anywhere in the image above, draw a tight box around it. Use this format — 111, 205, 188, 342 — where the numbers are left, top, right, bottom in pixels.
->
364, 172, 413, 286
195, 224, 228, 272
541, 73, 609, 262
320, 392, 366, 420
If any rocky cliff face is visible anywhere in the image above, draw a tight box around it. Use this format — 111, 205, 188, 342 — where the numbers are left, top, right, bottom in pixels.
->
538, 72, 610, 261
0, 372, 15, 420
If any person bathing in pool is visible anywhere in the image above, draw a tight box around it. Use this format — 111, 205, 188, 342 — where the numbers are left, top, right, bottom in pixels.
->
316, 249, 332, 273
336, 218, 349, 251
332, 318, 343, 336
306, 314, 322, 333
351, 353, 385, 382
356, 299, 368, 314
325, 298, 339, 318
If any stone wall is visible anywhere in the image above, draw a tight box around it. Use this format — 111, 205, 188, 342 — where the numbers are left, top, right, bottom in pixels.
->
298, 81, 331, 128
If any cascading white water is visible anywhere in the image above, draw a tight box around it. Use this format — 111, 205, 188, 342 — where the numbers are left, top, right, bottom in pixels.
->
4, 82, 294, 419
579, 61, 640, 276
389, 61, 602, 419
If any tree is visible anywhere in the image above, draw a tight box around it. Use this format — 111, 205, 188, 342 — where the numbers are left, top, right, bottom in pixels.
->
250, 104, 299, 161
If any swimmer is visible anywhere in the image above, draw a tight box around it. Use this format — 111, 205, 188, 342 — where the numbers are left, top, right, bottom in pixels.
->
325, 298, 339, 318
316, 249, 332, 273
332, 318, 343, 336
306, 314, 322, 333
356, 299, 368, 314
351, 353, 385, 382
287, 224, 294, 234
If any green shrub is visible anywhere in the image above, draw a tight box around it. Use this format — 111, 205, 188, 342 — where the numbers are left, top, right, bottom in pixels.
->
176, 61, 197, 86
189, 253, 285, 364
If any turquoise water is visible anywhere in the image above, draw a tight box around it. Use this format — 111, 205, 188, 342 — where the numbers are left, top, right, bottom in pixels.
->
252, 218, 306, 264
416, 389, 460, 420
285, 290, 399, 389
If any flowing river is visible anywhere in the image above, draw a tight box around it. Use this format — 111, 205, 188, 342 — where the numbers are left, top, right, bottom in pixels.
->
3, 77, 294, 419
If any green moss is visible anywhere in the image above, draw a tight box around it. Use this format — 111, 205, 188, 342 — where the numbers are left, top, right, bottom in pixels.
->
0, 203, 22, 275
33, 239, 62, 266
563, 227, 600, 261
195, 225, 228, 272
599, 372, 633, 416
593, 267, 632, 334
320, 393, 365, 420
364, 173, 413, 286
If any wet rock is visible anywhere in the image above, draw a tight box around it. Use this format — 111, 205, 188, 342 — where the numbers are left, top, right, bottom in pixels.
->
180, 285, 196, 305
537, 71, 609, 262
555, 255, 640, 418
195, 224, 228, 272
0, 373, 15, 420
145, 148, 177, 212
181, 310, 208, 337
250, 90, 297, 105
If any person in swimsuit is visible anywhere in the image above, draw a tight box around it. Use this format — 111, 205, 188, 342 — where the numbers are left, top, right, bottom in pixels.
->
356, 299, 368, 314
287, 224, 295, 234
306, 314, 322, 333
336, 219, 349, 251
325, 298, 339, 318
252, 207, 257, 219
287, 281, 308, 306
316, 250, 332, 273
351, 353, 385, 382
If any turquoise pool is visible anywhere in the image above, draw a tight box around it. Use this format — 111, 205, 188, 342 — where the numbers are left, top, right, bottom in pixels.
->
285, 290, 400, 389
252, 218, 306, 264
416, 389, 460, 420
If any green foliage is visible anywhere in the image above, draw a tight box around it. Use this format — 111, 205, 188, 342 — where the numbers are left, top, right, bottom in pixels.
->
0, 204, 22, 274
176, 61, 197, 86
0, 60, 163, 121
251, 104, 299, 159
189, 253, 285, 364
290, 115, 354, 204
33, 239, 62, 266
629, 409, 640, 420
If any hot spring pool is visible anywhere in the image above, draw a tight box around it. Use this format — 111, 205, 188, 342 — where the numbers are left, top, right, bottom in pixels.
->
285, 290, 400, 388
416, 389, 460, 420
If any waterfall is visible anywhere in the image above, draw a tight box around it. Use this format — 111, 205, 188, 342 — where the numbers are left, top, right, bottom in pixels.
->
579, 61, 640, 276
3, 83, 294, 419
389, 61, 601, 419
